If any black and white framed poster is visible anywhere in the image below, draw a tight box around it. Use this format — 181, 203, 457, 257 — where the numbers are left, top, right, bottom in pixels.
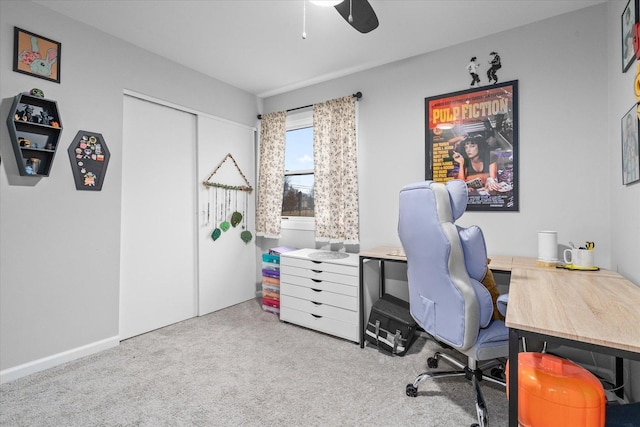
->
622, 0, 639, 73
622, 104, 640, 185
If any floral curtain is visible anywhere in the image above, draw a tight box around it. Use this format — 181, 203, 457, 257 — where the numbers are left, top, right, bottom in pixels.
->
313, 96, 359, 244
256, 111, 287, 239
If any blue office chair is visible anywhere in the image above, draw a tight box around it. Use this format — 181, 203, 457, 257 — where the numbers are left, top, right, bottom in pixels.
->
398, 180, 508, 427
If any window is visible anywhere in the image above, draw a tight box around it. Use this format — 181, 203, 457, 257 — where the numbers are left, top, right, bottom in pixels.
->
282, 111, 314, 229
283, 126, 314, 217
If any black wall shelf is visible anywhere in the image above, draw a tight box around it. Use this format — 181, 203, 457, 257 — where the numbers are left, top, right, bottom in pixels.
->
6, 93, 63, 177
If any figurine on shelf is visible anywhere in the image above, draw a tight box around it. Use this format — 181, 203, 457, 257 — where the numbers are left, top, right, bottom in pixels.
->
15, 105, 34, 122
487, 51, 502, 84
466, 56, 481, 87
38, 109, 53, 126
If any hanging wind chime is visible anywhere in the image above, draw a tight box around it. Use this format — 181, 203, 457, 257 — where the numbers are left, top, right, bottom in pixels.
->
203, 153, 254, 243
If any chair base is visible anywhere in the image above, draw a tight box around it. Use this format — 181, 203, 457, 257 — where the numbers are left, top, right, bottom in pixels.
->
405, 351, 506, 427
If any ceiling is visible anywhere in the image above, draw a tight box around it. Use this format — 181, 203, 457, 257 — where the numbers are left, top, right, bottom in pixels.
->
35, 0, 606, 98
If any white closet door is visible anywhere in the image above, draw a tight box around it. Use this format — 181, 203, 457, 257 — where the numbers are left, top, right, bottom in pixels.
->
198, 116, 256, 315
120, 95, 197, 340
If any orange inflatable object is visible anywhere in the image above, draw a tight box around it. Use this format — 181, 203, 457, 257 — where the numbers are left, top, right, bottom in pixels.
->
506, 352, 605, 427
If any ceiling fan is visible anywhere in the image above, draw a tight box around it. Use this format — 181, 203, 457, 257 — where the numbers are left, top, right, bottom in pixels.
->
311, 0, 379, 34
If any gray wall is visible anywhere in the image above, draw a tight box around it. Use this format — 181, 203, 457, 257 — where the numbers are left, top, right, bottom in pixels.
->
261, 2, 640, 400
263, 4, 615, 268
607, 0, 640, 400
0, 0, 258, 374
608, 1, 640, 284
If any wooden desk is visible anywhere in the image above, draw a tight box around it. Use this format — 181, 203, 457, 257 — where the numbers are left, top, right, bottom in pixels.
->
359, 247, 640, 424
487, 255, 513, 272
506, 267, 640, 426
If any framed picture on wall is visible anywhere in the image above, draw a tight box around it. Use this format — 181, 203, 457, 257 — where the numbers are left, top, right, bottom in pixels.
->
12, 27, 61, 83
621, 104, 640, 185
622, 0, 638, 73
425, 80, 519, 212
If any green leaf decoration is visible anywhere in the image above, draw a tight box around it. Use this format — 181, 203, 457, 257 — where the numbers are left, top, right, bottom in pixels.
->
211, 228, 221, 241
220, 221, 230, 232
240, 230, 253, 243
231, 211, 242, 227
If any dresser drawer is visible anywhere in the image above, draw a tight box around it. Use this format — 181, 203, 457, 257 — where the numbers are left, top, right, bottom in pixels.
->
281, 265, 357, 286
280, 282, 356, 310
280, 255, 357, 277
280, 305, 358, 342
280, 294, 357, 324
280, 271, 357, 296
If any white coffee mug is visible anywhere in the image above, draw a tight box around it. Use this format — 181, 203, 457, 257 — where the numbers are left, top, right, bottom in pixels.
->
563, 248, 595, 268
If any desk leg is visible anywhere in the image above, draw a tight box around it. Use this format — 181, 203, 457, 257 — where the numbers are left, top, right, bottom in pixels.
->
359, 256, 365, 348
508, 328, 519, 427
615, 357, 624, 399
379, 259, 385, 297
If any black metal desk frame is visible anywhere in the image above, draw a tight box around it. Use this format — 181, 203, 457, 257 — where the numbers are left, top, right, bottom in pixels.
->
358, 253, 407, 348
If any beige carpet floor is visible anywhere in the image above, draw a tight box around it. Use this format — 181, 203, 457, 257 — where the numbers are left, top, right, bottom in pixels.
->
0, 299, 508, 426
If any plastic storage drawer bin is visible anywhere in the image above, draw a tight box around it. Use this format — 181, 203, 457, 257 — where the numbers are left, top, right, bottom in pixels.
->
262, 253, 280, 265
262, 262, 280, 272
507, 352, 605, 427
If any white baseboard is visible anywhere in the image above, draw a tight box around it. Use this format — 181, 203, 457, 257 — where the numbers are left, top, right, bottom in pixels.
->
0, 336, 119, 384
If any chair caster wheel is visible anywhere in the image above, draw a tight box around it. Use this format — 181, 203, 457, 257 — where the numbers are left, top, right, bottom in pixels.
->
427, 357, 438, 368
406, 384, 418, 397
491, 367, 504, 378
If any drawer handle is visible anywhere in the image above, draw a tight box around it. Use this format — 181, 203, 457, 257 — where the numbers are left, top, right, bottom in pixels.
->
311, 269, 323, 273
311, 301, 322, 306
311, 260, 322, 265
311, 279, 322, 283
311, 314, 323, 319
311, 288, 322, 292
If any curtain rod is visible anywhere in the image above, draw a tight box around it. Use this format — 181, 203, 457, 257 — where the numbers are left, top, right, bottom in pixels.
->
256, 92, 362, 120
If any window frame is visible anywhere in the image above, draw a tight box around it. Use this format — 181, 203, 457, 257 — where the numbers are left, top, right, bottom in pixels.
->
281, 109, 315, 231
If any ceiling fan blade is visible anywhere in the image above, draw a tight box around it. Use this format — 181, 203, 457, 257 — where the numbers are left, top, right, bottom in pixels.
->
334, 0, 379, 34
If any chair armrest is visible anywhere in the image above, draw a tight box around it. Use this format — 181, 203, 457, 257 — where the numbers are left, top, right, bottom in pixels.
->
471, 279, 494, 328
497, 293, 509, 317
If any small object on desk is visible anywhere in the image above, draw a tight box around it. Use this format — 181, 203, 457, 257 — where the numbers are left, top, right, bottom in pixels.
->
585, 241, 595, 250
386, 247, 406, 257
537, 230, 558, 263
556, 263, 600, 271
535, 259, 559, 268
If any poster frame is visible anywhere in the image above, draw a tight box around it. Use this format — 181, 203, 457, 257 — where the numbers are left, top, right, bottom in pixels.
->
425, 80, 519, 212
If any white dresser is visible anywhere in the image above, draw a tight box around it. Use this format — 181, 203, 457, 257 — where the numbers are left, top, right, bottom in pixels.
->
280, 248, 359, 342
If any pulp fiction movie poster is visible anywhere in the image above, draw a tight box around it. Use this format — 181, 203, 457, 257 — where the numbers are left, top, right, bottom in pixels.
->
426, 80, 519, 211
